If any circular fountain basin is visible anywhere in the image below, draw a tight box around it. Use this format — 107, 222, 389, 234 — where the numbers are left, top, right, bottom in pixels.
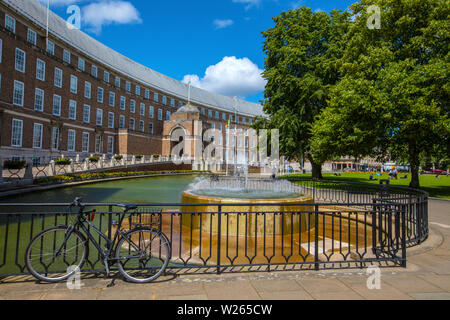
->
181, 189, 314, 236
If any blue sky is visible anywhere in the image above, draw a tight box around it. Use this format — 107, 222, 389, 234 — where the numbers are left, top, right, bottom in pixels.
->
41, 0, 355, 104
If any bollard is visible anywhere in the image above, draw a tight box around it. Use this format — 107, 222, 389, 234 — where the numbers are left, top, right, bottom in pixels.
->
24, 157, 34, 180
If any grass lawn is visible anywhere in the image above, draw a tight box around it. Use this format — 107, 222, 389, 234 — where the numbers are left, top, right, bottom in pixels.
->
282, 172, 450, 199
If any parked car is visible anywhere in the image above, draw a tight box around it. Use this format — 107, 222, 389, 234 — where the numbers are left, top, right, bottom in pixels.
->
429, 169, 447, 175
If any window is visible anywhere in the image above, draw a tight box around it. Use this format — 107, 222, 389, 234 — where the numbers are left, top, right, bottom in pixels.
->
140, 103, 145, 116
84, 82, 91, 99
82, 132, 89, 153
15, 48, 26, 73
148, 123, 154, 134
11, 119, 23, 147
67, 129, 76, 152
53, 95, 61, 116
248, 119, 252, 125
63, 50, 71, 64
162, 96, 167, 105
236, 116, 240, 124
36, 59, 45, 81
166, 111, 171, 120
5, 14, 16, 33
120, 96, 126, 110
78, 57, 85, 71
129, 118, 135, 130
34, 88, 44, 112
154, 93, 158, 103
107, 136, 114, 154
109, 92, 115, 107
47, 41, 55, 55
13, 81, 24, 107
95, 135, 103, 153
27, 29, 37, 45
222, 113, 226, 121
108, 112, 114, 128
218, 123, 223, 131
0, 39, 2, 63
135, 85, 140, 96
83, 105, 90, 123
208, 110, 212, 118
119, 115, 125, 129
68, 100, 77, 120
145, 89, 149, 99
139, 120, 144, 132
70, 75, 78, 94
130, 100, 135, 113
157, 109, 163, 120
115, 76, 120, 87
178, 101, 183, 108
96, 109, 103, 126
201, 108, 205, 116
170, 98, 175, 108
104, 71, 110, 83
91, 65, 98, 78
211, 122, 215, 129
215, 111, 219, 120
126, 81, 131, 92
242, 118, 246, 125
97, 87, 104, 103
54, 68, 63, 88
52, 128, 60, 151
33, 123, 43, 149
149, 106, 154, 118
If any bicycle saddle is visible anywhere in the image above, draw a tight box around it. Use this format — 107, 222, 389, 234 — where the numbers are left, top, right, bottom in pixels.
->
116, 204, 138, 211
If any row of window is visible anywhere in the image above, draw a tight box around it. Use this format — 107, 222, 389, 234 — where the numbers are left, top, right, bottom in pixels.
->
0, 14, 252, 125
11, 118, 115, 153
13, 80, 171, 125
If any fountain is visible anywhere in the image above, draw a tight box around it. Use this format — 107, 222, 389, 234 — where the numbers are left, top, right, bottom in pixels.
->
181, 176, 314, 237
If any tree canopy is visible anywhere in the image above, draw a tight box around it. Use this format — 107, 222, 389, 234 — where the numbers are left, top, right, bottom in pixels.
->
258, 7, 350, 178
310, 0, 449, 188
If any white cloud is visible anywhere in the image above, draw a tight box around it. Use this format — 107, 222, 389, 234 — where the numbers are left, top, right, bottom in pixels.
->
81, 1, 142, 34
232, 0, 261, 10
213, 19, 234, 29
182, 56, 266, 98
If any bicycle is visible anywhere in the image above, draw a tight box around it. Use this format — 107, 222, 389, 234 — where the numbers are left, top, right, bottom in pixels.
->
25, 197, 171, 284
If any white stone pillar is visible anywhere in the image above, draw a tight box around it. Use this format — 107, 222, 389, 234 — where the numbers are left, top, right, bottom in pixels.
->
132, 156, 136, 165
49, 160, 56, 176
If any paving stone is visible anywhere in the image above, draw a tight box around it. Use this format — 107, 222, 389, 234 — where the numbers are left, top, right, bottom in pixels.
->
203, 280, 260, 300
258, 290, 313, 300
250, 279, 303, 293
381, 275, 444, 293
344, 282, 414, 300
408, 292, 450, 300
296, 278, 352, 293
308, 291, 365, 300
417, 275, 450, 291
158, 294, 208, 300
42, 288, 102, 300
2, 291, 45, 300
153, 282, 206, 297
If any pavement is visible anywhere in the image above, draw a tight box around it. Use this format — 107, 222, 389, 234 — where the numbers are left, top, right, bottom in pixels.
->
0, 199, 449, 300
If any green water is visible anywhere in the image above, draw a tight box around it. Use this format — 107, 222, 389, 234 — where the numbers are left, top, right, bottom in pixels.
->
2, 175, 202, 205
0, 175, 202, 276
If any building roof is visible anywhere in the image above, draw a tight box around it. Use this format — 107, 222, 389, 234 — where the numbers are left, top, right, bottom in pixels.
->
3, 0, 265, 118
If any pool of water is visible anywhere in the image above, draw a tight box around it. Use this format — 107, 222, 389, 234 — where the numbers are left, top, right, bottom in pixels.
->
2, 175, 203, 205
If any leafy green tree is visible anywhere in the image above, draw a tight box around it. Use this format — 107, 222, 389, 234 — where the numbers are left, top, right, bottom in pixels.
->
311, 0, 449, 188
259, 7, 350, 178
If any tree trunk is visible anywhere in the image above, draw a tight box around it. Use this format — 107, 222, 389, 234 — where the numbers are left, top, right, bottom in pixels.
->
409, 144, 420, 189
308, 155, 323, 180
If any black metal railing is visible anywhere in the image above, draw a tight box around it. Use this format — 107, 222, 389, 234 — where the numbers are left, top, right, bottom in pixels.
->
0, 179, 428, 278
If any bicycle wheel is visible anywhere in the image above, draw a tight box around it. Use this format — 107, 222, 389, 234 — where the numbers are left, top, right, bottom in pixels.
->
116, 227, 171, 283
25, 226, 88, 283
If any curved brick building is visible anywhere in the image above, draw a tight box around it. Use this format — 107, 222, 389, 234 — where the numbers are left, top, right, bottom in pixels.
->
0, 0, 264, 164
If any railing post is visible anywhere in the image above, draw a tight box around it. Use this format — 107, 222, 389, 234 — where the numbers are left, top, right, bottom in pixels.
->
0, 156, 3, 183
314, 204, 319, 271
217, 205, 222, 275
108, 205, 113, 241
372, 199, 377, 256
401, 204, 407, 268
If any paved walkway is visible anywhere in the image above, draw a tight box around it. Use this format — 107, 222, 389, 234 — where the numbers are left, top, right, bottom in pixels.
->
1, 199, 449, 300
